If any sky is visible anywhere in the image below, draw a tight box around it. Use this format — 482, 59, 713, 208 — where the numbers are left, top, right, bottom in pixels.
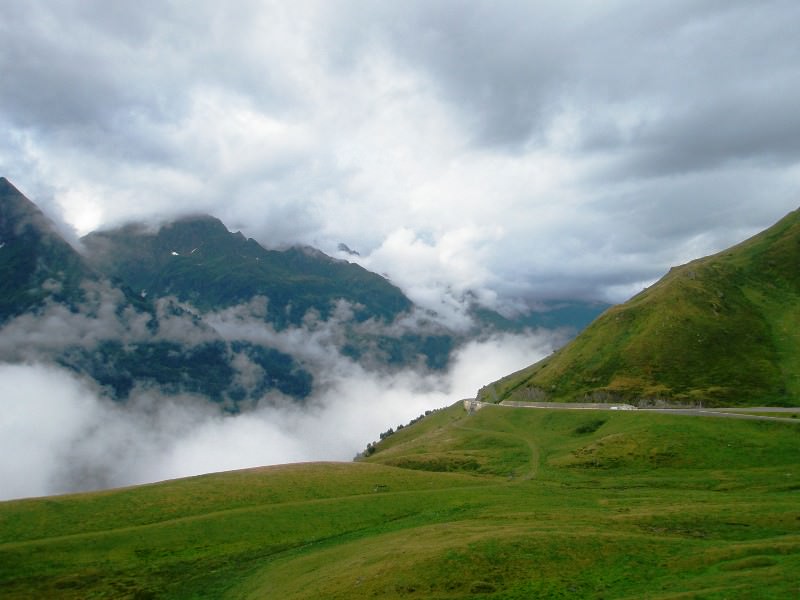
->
1, 0, 799, 315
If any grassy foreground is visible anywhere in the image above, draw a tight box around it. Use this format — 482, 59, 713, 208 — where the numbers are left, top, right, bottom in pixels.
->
1, 403, 799, 598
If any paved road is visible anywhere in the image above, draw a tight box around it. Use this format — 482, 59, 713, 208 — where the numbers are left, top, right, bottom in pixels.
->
639, 407, 800, 423
466, 399, 800, 423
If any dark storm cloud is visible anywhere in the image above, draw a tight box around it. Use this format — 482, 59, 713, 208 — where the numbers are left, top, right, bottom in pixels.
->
622, 91, 800, 177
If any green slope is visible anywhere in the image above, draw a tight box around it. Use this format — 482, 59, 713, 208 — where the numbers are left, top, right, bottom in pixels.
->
82, 216, 412, 326
2, 404, 798, 599
480, 208, 800, 407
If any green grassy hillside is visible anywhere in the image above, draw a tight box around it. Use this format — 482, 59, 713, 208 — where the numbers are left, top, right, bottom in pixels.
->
2, 403, 798, 598
480, 208, 800, 407
82, 216, 412, 326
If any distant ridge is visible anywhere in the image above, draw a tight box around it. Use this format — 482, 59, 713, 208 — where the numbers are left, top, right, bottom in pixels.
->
82, 214, 413, 327
481, 208, 800, 407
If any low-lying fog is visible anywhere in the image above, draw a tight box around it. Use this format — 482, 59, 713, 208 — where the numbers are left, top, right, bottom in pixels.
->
0, 323, 560, 501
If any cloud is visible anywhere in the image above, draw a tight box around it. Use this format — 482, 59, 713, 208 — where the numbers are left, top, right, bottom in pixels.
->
352, 226, 503, 327
0, 363, 103, 499
0, 285, 211, 362
0, 328, 560, 501
2, 1, 799, 310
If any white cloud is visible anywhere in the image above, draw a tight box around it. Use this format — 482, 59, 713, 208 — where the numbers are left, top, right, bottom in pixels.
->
0, 329, 559, 501
0, 364, 103, 499
2, 1, 799, 311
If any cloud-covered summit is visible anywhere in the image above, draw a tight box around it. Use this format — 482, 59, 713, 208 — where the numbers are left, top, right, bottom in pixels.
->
1, 1, 799, 315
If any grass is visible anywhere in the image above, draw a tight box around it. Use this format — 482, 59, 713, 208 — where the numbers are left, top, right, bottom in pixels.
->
1, 402, 798, 598
479, 208, 800, 407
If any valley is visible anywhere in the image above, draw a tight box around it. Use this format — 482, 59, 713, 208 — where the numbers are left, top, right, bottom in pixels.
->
2, 189, 799, 598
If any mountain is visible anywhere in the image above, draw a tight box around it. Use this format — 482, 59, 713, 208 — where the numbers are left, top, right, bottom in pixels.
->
0, 178, 97, 322
81, 215, 412, 327
0, 180, 464, 405
0, 183, 327, 405
0, 177, 605, 407
80, 214, 458, 373
480, 208, 800, 407
81, 214, 606, 374
470, 300, 609, 333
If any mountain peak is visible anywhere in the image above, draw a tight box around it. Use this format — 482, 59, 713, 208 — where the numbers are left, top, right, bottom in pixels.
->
171, 213, 227, 228
0, 178, 95, 322
0, 178, 55, 239
82, 212, 412, 324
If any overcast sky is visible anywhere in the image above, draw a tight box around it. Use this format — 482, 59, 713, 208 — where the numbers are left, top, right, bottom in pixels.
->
2, 1, 800, 311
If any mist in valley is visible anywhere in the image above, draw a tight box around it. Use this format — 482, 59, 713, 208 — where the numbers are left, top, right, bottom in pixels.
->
0, 294, 563, 501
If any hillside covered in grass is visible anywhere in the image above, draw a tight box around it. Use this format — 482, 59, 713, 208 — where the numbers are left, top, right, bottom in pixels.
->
480, 208, 800, 407
2, 403, 798, 598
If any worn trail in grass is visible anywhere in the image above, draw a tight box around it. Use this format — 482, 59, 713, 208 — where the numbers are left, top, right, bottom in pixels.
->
1, 403, 798, 598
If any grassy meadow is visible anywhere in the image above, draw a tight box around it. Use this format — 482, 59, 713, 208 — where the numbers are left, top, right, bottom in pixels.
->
1, 403, 798, 598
